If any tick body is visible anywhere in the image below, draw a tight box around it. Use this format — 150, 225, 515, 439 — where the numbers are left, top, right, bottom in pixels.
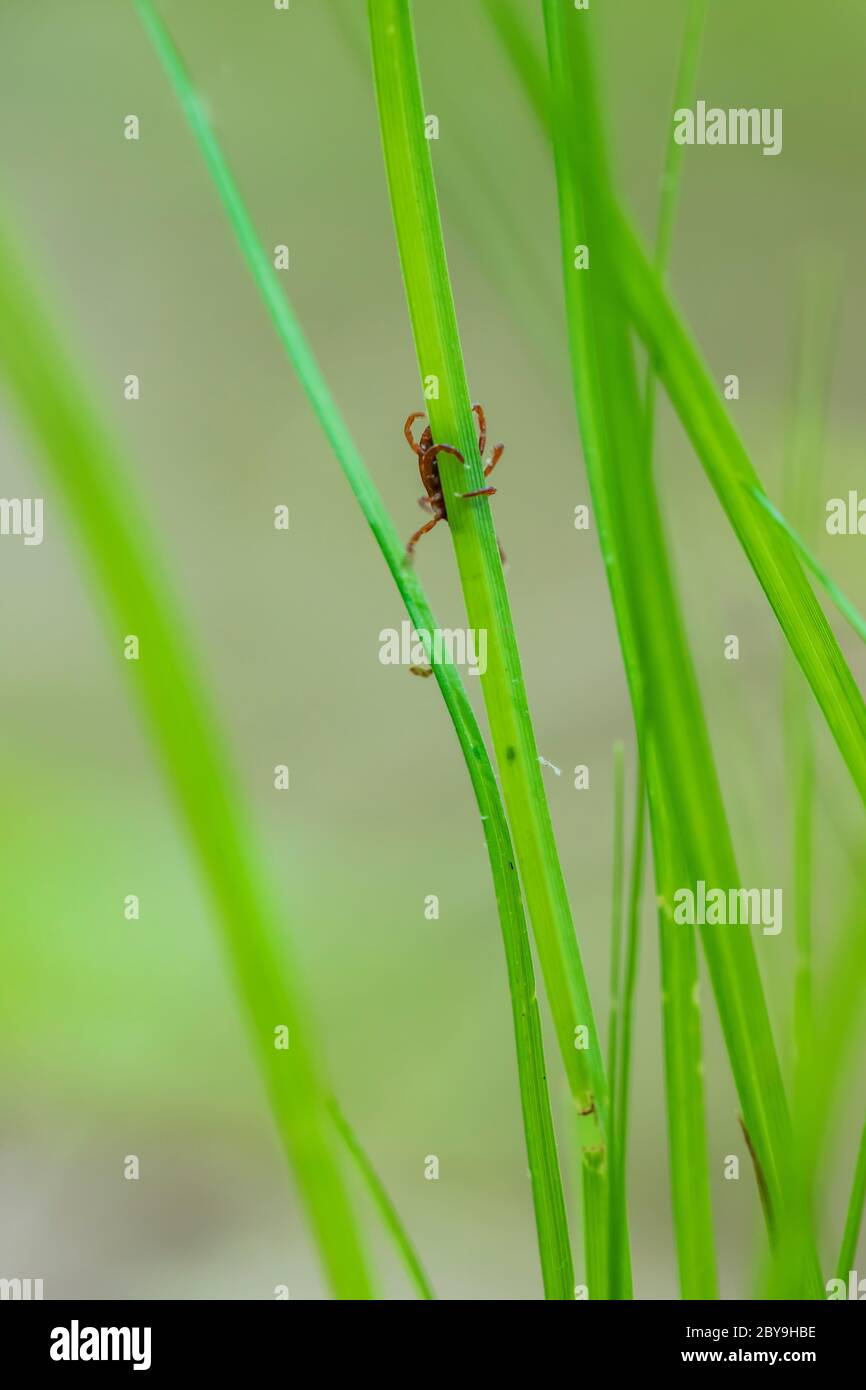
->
403, 404, 503, 560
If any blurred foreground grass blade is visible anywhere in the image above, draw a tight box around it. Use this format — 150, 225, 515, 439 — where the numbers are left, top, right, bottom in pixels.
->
0, 209, 374, 1299
542, 0, 716, 1298
135, 0, 573, 1298
366, 0, 610, 1151
837, 1117, 866, 1282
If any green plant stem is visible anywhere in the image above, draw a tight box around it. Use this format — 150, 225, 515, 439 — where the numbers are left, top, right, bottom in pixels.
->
642, 0, 714, 1300
366, 0, 609, 1150
135, 0, 573, 1300
607, 743, 626, 1093
782, 276, 836, 1101
327, 1098, 434, 1299
837, 1115, 866, 1282
609, 763, 646, 1297
582, 1146, 610, 1300
0, 208, 374, 1300
605, 742, 628, 1297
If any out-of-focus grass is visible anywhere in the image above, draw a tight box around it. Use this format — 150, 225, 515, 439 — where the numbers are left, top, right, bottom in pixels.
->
0, 203, 374, 1299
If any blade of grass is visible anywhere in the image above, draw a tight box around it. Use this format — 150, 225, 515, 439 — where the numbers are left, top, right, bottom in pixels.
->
134, 0, 573, 1299
604, 740, 626, 1298
609, 761, 646, 1297
607, 743, 626, 1094
641, 0, 712, 1300
327, 1097, 434, 1299
581, 1146, 609, 1299
837, 1115, 866, 1282
495, 0, 827, 1296
0, 206, 374, 1300
782, 274, 837, 1100
542, 0, 718, 1298
484, 2, 866, 833
749, 489, 866, 648
612, 209, 866, 813
365, 0, 609, 1139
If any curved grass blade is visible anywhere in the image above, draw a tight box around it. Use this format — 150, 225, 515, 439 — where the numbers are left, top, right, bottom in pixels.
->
134, 0, 573, 1299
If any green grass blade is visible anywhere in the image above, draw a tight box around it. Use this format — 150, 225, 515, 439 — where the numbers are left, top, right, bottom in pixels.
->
609, 763, 646, 1299
581, 1146, 610, 1300
365, 0, 609, 1145
0, 208, 374, 1300
611, 211, 866, 812
749, 489, 866, 648
542, 0, 717, 1298
643, 0, 712, 1299
607, 743, 626, 1094
837, 1115, 866, 1282
327, 1098, 435, 1299
605, 741, 629, 1297
782, 277, 836, 1101
134, 0, 573, 1299
490, 2, 866, 824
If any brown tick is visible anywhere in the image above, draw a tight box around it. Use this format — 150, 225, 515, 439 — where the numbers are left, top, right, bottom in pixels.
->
403, 403, 503, 561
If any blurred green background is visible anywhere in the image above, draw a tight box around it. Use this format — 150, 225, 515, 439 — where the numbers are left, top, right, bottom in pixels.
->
0, 0, 864, 1299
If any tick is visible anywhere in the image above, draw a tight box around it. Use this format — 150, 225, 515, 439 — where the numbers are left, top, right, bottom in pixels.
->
403, 403, 503, 561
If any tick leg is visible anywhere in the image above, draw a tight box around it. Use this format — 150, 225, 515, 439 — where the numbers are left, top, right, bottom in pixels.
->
420, 442, 464, 468
472, 403, 487, 459
405, 513, 442, 561
458, 485, 497, 499
483, 443, 504, 480
404, 411, 427, 456
418, 495, 435, 512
